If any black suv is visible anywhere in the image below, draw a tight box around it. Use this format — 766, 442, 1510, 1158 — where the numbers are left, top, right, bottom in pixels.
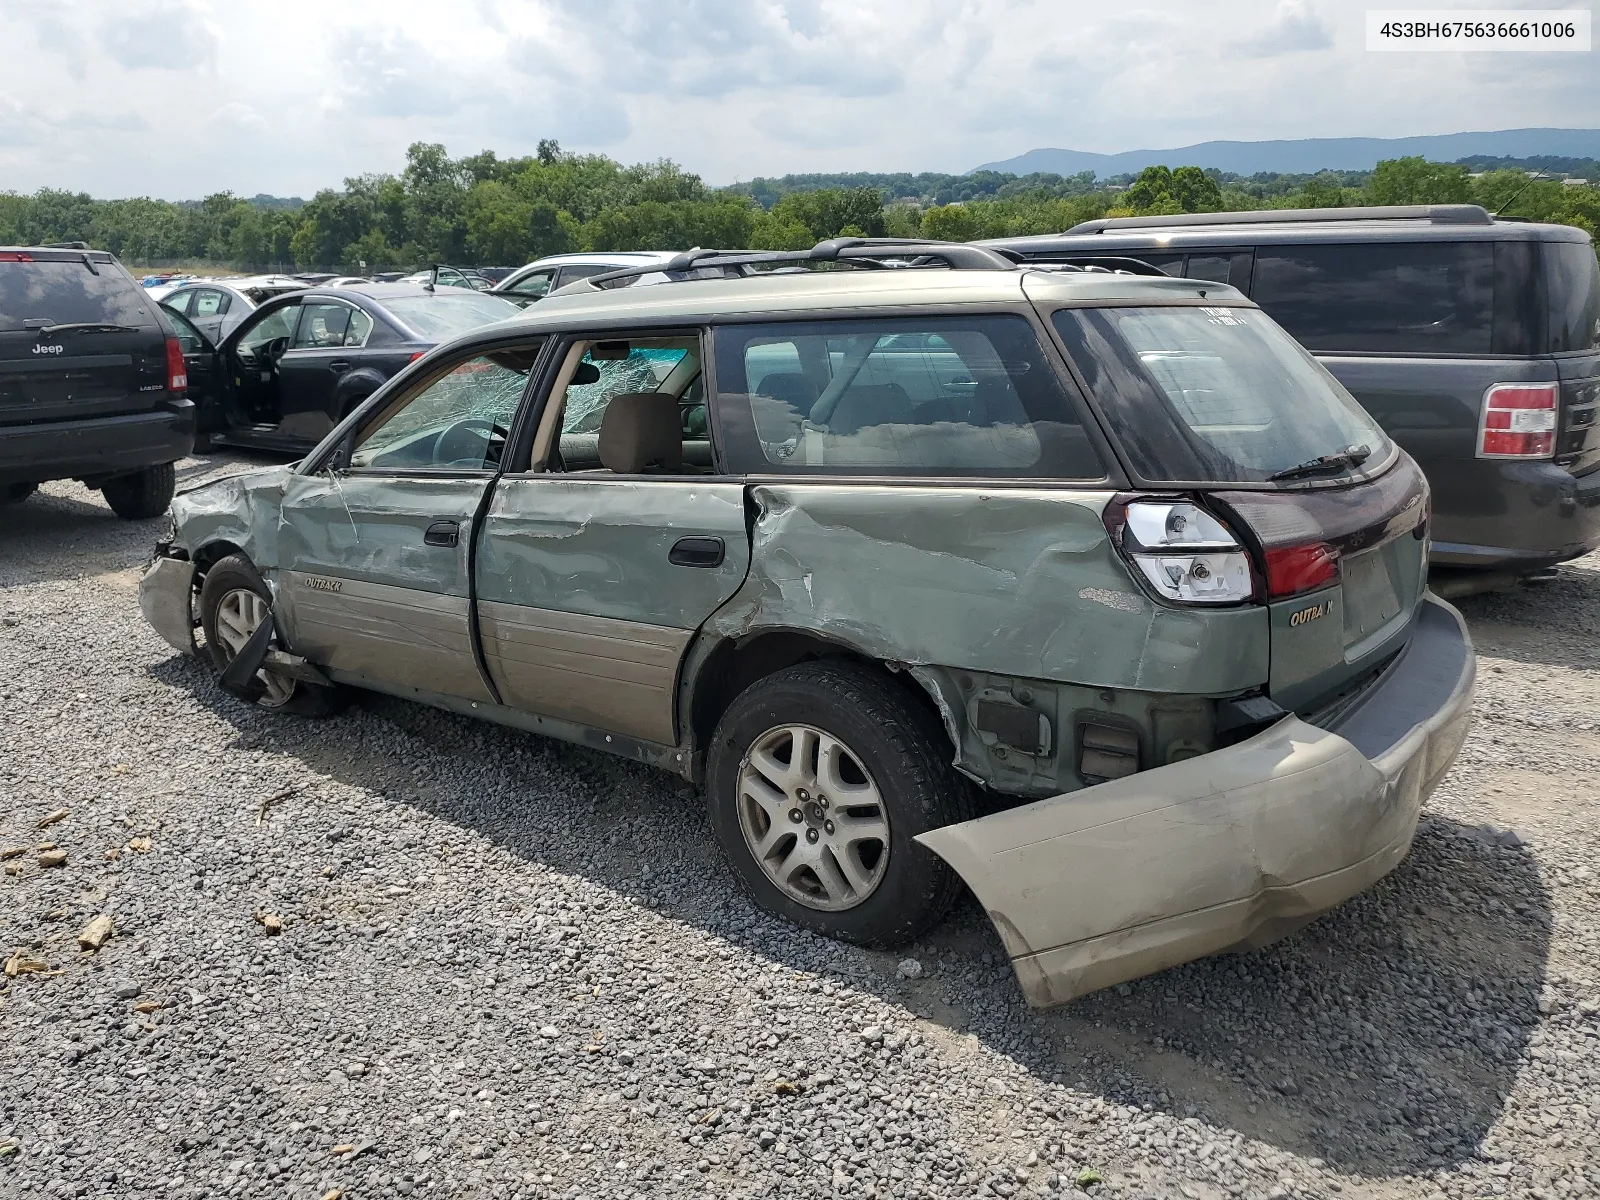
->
984, 205, 1600, 582
1, 245, 194, 518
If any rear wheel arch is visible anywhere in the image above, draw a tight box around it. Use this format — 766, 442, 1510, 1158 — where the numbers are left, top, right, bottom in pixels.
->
335, 370, 387, 419
682, 628, 954, 774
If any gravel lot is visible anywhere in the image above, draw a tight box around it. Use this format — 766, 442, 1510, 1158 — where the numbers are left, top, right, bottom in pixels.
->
2, 455, 1598, 1200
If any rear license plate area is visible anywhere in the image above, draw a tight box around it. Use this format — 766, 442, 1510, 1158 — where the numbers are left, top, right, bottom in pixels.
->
1341, 547, 1403, 646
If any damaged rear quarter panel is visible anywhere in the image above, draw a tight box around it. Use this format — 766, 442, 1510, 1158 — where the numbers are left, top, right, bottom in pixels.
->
170, 466, 292, 571
709, 484, 1268, 694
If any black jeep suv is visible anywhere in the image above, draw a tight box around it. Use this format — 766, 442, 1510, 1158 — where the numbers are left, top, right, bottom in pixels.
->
1, 245, 194, 518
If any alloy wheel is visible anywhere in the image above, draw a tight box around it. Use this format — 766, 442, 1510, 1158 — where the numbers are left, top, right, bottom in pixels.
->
735, 723, 890, 911
212, 588, 295, 708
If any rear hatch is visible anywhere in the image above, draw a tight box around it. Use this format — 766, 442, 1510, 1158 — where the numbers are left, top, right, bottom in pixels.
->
1049, 297, 1429, 716
0, 250, 169, 427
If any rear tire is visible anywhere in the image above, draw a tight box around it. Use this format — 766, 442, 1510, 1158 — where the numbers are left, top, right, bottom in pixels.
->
1, 482, 36, 504
199, 553, 339, 718
706, 660, 975, 948
102, 463, 176, 520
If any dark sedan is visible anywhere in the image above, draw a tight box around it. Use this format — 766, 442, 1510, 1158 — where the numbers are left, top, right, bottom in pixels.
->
161, 283, 520, 453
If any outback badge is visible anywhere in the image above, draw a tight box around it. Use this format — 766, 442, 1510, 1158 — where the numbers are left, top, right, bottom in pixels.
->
302, 576, 343, 593
1289, 600, 1330, 627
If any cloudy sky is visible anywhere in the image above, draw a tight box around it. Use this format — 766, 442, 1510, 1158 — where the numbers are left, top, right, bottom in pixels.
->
0, 0, 1594, 199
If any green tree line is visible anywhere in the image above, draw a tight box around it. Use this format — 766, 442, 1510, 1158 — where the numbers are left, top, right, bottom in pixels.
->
1, 144, 1596, 273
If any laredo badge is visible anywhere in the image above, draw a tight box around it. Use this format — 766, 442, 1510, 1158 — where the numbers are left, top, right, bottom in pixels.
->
1289, 601, 1330, 627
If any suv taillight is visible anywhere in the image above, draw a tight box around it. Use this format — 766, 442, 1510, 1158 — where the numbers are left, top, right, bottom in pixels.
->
1109, 498, 1254, 605
0, 251, 33, 262
165, 336, 187, 393
1478, 382, 1557, 459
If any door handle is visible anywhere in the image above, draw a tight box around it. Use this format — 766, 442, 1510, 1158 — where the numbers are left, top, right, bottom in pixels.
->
329, 360, 351, 375
669, 535, 725, 568
424, 521, 460, 547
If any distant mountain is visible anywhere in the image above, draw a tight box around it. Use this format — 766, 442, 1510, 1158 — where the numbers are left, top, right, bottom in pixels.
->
973, 129, 1600, 177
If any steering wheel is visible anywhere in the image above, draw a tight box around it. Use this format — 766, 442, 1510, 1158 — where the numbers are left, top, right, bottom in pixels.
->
433, 418, 509, 468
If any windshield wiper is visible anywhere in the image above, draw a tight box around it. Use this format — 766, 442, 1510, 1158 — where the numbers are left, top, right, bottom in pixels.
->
35, 322, 143, 335
1267, 444, 1373, 482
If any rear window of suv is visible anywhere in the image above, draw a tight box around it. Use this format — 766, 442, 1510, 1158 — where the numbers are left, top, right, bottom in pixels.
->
712, 314, 1105, 479
0, 256, 156, 332
1251, 242, 1494, 355
1052, 304, 1390, 486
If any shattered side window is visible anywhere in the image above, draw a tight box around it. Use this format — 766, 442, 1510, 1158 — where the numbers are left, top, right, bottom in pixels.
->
561, 340, 694, 435
350, 344, 542, 471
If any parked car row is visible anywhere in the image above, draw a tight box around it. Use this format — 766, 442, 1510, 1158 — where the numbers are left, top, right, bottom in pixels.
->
139, 237, 1476, 1006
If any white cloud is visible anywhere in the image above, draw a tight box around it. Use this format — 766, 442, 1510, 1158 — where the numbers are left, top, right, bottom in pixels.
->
1231, 0, 1335, 58
99, 1, 220, 71
0, 0, 1591, 199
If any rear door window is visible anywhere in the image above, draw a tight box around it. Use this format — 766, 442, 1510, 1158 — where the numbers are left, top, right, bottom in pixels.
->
1251, 242, 1494, 354
163, 289, 196, 317
192, 289, 230, 317
713, 315, 1104, 479
553, 264, 617, 289
293, 303, 353, 349
0, 257, 157, 332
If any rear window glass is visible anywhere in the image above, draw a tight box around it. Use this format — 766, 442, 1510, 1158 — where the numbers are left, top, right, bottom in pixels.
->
0, 258, 157, 332
1052, 305, 1389, 485
1251, 242, 1494, 354
383, 293, 520, 340
712, 315, 1104, 479
1544, 241, 1600, 353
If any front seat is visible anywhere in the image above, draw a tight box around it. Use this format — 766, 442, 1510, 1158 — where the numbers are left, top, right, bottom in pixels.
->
598, 393, 683, 473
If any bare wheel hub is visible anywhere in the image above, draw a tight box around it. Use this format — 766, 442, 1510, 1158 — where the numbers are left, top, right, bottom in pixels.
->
213, 588, 295, 709
735, 723, 889, 912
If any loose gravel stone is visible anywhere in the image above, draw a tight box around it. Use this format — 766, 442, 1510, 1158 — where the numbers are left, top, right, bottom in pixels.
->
1, 462, 1599, 1200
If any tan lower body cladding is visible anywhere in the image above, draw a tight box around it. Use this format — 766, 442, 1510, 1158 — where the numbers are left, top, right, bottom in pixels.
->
478, 600, 689, 746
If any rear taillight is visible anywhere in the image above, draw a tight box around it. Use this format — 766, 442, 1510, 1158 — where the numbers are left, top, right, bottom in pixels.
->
1110, 499, 1254, 605
1478, 382, 1557, 459
1263, 542, 1338, 599
165, 336, 187, 392
0, 251, 33, 262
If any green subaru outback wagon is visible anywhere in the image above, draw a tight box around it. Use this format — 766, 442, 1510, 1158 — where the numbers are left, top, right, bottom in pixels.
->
141, 240, 1476, 1007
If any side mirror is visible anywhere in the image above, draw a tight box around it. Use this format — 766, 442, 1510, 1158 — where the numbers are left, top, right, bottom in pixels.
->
323, 428, 355, 471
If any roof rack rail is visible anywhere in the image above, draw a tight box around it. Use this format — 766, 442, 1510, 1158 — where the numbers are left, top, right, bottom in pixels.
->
1063, 204, 1495, 235
41, 241, 93, 250
572, 237, 1016, 292
1023, 255, 1174, 277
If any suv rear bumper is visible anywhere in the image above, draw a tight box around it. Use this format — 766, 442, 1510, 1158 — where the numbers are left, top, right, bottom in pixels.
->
917, 594, 1475, 1008
1428, 459, 1600, 571
0, 400, 195, 487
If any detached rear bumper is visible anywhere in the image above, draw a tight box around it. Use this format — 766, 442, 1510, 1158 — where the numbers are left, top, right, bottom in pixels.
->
917, 595, 1475, 1009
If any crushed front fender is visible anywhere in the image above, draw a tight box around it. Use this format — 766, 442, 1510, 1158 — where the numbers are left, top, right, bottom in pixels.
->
917, 595, 1475, 1008
138, 555, 198, 655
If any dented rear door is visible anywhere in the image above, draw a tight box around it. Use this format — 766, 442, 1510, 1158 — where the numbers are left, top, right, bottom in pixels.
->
475, 476, 751, 745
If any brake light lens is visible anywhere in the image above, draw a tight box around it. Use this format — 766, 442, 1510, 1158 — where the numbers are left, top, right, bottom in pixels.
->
1263, 542, 1338, 598
0, 251, 33, 262
1478, 383, 1557, 459
165, 336, 187, 392
1115, 500, 1254, 604
409, 351, 426, 363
